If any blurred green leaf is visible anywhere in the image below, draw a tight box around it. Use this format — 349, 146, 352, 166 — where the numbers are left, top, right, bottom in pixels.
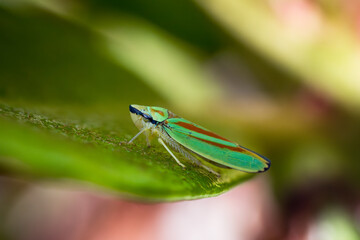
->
96, 15, 222, 112
0, 1, 224, 112
89, 0, 225, 53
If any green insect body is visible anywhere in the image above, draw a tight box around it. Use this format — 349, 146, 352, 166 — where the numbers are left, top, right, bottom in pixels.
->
129, 104, 270, 175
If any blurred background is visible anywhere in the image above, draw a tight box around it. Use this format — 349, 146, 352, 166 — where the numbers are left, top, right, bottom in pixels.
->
1, 0, 360, 239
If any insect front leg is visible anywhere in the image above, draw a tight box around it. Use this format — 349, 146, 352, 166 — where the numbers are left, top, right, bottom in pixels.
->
128, 127, 147, 144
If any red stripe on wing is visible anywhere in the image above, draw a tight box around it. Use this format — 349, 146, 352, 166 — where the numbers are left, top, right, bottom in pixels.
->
190, 135, 246, 153
151, 109, 165, 116
173, 121, 230, 142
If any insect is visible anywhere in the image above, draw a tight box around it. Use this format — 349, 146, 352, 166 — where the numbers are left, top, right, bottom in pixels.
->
128, 104, 270, 175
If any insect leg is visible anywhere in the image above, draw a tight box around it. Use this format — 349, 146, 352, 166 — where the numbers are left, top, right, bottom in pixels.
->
158, 138, 186, 168
128, 127, 147, 144
185, 153, 220, 176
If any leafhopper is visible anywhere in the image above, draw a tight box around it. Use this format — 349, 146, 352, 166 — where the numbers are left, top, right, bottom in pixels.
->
129, 104, 270, 175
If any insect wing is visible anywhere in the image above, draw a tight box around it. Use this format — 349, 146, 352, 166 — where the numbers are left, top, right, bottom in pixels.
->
163, 118, 270, 173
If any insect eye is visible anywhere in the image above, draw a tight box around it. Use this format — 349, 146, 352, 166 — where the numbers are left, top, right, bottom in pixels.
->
142, 113, 152, 120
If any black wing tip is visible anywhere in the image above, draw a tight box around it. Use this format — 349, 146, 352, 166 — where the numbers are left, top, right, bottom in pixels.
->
257, 158, 271, 173
236, 145, 271, 173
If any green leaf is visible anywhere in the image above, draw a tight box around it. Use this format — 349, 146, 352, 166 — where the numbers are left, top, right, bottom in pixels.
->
0, 103, 251, 201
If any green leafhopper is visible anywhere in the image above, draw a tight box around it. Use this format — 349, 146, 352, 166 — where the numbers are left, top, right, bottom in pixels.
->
129, 104, 270, 175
